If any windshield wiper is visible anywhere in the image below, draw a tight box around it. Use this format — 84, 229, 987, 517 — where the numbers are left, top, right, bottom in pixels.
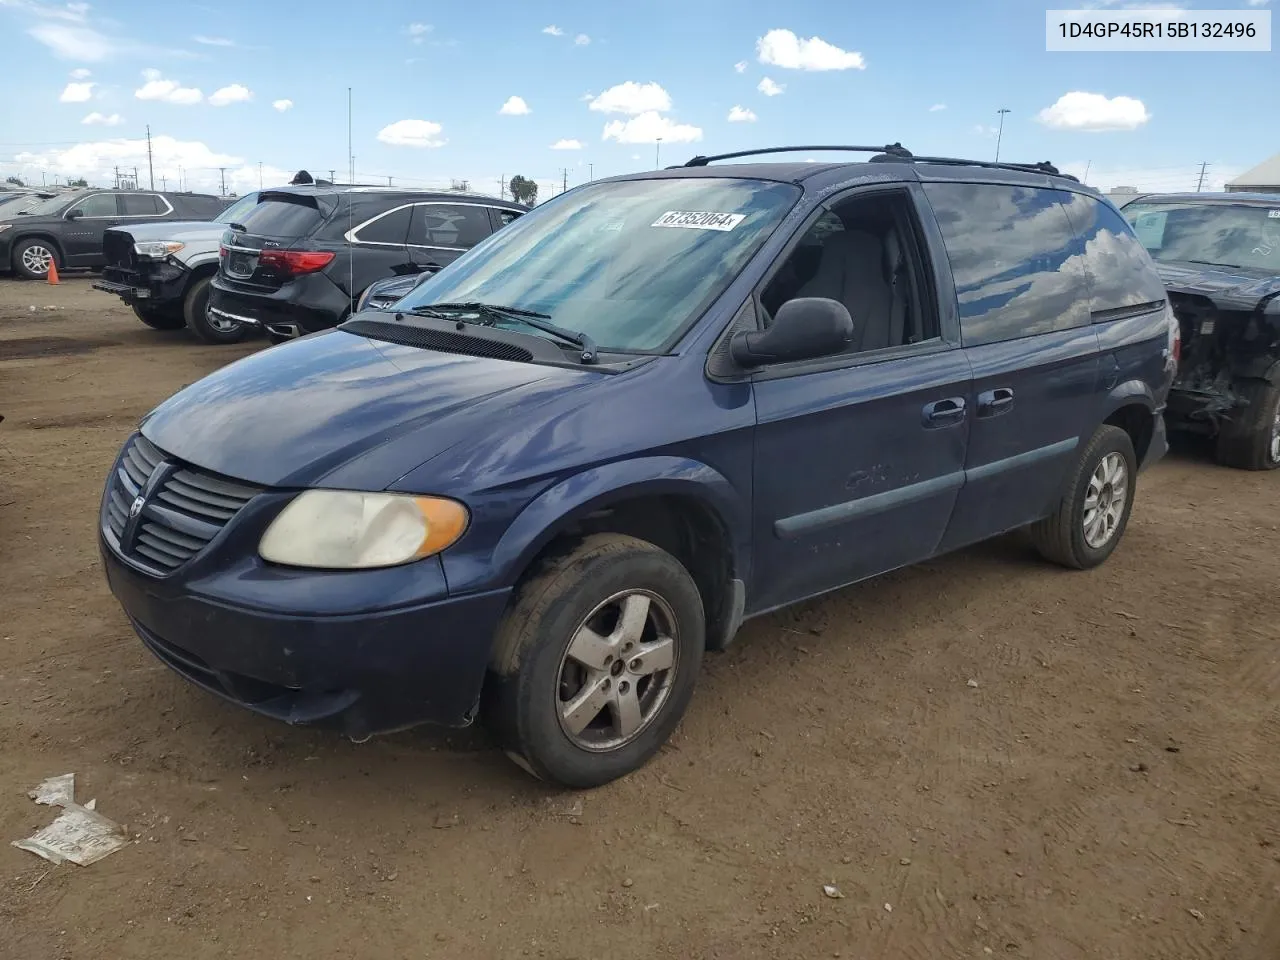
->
409, 301, 598, 364
1183, 259, 1243, 269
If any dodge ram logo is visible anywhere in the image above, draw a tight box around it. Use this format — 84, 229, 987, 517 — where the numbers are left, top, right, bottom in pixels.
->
129, 495, 145, 519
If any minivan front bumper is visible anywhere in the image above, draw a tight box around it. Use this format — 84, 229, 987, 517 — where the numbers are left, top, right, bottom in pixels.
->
101, 538, 512, 737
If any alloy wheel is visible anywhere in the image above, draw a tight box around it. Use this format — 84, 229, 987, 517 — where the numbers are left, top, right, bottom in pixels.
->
1082, 452, 1128, 549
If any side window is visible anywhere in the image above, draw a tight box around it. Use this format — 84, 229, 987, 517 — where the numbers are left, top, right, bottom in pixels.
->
71, 193, 119, 217
495, 208, 523, 228
1057, 192, 1167, 316
409, 204, 491, 249
354, 205, 412, 245
120, 193, 163, 216
923, 182, 1088, 346
760, 190, 938, 354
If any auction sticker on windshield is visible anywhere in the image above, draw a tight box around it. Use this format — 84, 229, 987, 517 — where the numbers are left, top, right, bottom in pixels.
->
651, 211, 746, 231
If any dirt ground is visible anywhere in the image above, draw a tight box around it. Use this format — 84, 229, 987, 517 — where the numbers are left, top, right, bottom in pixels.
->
1, 275, 1278, 960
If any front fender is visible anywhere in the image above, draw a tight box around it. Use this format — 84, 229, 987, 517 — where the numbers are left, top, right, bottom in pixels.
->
442, 456, 751, 595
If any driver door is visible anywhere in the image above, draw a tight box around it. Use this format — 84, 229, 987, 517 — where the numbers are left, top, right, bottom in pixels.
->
63, 192, 122, 264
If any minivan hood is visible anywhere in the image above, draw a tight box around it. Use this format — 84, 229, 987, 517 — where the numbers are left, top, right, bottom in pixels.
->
140, 329, 605, 488
109, 220, 226, 244
1156, 260, 1280, 311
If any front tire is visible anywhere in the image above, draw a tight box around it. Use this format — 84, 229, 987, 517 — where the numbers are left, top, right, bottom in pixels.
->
1214, 378, 1280, 471
12, 239, 59, 280
485, 534, 705, 789
1030, 425, 1137, 570
185, 279, 249, 344
131, 303, 185, 330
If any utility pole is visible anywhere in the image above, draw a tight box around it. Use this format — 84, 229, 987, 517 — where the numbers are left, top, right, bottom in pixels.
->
218, 167, 226, 196
178, 166, 183, 191
160, 175, 167, 190
562, 168, 568, 193
387, 175, 392, 186
328, 169, 335, 183
132, 166, 139, 190
146, 124, 154, 189
1196, 161, 1210, 192
347, 87, 354, 184
499, 174, 505, 200
994, 108, 1011, 162
655, 138, 662, 169
258, 161, 263, 189
588, 163, 594, 181
113, 165, 119, 189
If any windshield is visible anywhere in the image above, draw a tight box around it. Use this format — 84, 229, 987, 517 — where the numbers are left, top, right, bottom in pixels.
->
1124, 201, 1280, 272
16, 193, 75, 217
395, 177, 801, 352
214, 192, 259, 224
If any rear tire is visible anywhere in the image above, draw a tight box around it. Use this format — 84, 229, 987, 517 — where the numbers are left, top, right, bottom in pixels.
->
12, 238, 59, 280
131, 303, 185, 330
485, 534, 704, 789
1214, 378, 1280, 471
1030, 425, 1137, 570
185, 278, 249, 344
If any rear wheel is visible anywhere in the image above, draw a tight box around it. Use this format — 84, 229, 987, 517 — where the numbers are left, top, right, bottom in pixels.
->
1214, 378, 1280, 471
1030, 425, 1137, 570
131, 303, 185, 330
185, 278, 249, 344
485, 534, 704, 788
12, 239, 58, 280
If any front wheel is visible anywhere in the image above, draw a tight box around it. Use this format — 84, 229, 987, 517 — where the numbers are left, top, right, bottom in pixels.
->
12, 238, 59, 280
131, 303, 185, 330
185, 279, 249, 344
1029, 425, 1137, 570
1215, 378, 1280, 471
485, 534, 705, 788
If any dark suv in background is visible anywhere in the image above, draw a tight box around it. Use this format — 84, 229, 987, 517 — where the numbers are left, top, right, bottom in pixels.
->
100, 145, 1175, 788
0, 189, 227, 279
207, 185, 526, 344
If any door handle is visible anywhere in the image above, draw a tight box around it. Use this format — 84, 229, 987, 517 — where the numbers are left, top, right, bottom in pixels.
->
977, 387, 1014, 418
922, 396, 967, 427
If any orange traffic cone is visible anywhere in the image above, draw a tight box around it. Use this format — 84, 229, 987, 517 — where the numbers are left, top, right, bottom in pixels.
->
47, 259, 59, 285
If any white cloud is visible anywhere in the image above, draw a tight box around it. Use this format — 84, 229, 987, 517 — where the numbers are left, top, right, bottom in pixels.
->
974, 124, 998, 138
589, 81, 672, 115
59, 80, 94, 102
541, 25, 564, 36
208, 83, 252, 107
135, 71, 203, 105
602, 111, 702, 145
69, 67, 91, 79
734, 60, 747, 73
758, 76, 784, 97
499, 95, 531, 116
406, 22, 430, 43
756, 28, 865, 71
574, 33, 590, 45
929, 103, 947, 112
1245, 0, 1269, 5
376, 118, 446, 148
12, 135, 243, 192
193, 34, 234, 46
81, 111, 121, 126
1037, 91, 1150, 131
28, 22, 113, 60
727, 105, 757, 122
551, 139, 584, 150
272, 98, 293, 112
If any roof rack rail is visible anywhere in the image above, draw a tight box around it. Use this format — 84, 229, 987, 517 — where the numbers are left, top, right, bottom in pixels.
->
876, 154, 1079, 182
683, 143, 912, 167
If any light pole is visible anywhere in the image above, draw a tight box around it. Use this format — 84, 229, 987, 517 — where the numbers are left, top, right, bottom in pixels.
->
655, 138, 662, 169
994, 108, 1011, 162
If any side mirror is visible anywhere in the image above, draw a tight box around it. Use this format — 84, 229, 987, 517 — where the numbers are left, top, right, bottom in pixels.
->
64, 208, 83, 221
730, 297, 854, 368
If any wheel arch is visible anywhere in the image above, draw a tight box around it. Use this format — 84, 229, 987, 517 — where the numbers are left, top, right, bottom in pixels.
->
1100, 385, 1157, 465
486, 457, 750, 651
10, 231, 66, 268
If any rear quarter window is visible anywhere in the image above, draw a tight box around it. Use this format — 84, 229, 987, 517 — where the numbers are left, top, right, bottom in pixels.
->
1057, 192, 1167, 315
120, 193, 163, 216
923, 182, 1089, 346
235, 197, 324, 238
409, 203, 492, 249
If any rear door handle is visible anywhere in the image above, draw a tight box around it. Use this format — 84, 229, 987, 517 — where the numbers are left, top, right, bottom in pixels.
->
977, 387, 1014, 418
922, 396, 967, 427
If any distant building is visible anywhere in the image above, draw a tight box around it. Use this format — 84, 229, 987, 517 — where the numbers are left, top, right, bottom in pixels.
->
1226, 152, 1280, 194
1107, 185, 1140, 196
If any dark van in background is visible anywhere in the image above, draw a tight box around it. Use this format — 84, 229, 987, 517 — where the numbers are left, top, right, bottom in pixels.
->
207, 185, 527, 344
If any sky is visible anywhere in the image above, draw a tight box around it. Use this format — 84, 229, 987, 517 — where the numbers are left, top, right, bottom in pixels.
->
0, 0, 1275, 200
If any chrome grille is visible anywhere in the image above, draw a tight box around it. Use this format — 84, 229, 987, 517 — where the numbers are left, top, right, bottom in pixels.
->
103, 433, 260, 574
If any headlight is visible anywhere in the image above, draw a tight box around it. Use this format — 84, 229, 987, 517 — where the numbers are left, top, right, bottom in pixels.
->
133, 240, 185, 259
259, 490, 468, 569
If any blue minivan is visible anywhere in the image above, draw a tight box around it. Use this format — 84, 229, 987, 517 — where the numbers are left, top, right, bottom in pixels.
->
100, 146, 1176, 787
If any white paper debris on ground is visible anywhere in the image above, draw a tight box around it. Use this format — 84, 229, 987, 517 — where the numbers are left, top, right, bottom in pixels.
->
29, 773, 76, 806
12, 773, 128, 867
